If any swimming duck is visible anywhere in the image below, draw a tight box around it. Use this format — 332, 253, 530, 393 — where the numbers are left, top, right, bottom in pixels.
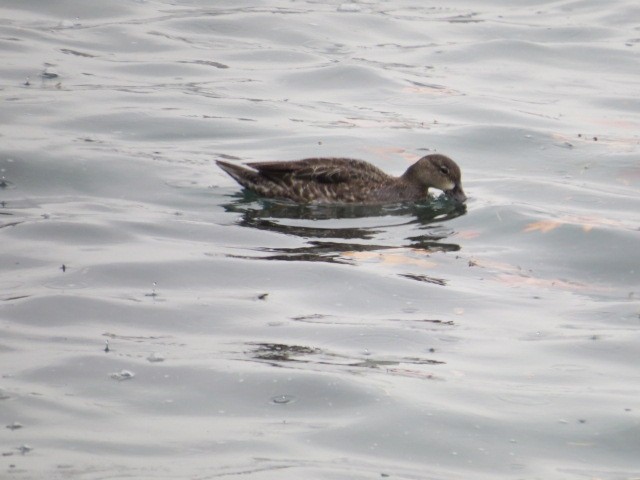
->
216, 153, 466, 204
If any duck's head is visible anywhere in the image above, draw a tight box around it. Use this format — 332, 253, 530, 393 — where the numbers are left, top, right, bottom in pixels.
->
403, 154, 467, 203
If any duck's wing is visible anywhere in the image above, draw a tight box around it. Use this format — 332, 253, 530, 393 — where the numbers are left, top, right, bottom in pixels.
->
246, 157, 390, 184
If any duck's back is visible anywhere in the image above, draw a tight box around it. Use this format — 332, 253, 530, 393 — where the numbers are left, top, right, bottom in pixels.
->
248, 158, 389, 184
219, 157, 400, 203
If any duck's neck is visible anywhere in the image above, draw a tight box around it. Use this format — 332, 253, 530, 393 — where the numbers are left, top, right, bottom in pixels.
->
399, 163, 424, 186
393, 176, 428, 199
392, 166, 429, 200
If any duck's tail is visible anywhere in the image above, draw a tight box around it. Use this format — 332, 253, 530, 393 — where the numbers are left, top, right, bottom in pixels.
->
216, 160, 260, 189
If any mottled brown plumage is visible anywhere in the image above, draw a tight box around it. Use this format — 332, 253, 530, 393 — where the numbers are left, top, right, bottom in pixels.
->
216, 154, 466, 204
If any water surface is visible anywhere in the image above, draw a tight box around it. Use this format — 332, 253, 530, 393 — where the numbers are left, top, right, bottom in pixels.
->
1, 1, 639, 479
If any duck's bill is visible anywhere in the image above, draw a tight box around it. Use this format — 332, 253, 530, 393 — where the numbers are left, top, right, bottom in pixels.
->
445, 185, 467, 203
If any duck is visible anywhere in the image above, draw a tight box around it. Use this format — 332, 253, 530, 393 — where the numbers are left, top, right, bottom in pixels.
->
216, 153, 466, 204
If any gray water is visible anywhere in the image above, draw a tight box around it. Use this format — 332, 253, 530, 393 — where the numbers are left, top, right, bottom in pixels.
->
1, 1, 639, 479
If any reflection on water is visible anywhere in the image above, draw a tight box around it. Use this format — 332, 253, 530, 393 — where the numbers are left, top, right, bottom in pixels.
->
4, 0, 638, 476
222, 191, 466, 262
250, 343, 321, 362
246, 342, 445, 371
398, 272, 447, 286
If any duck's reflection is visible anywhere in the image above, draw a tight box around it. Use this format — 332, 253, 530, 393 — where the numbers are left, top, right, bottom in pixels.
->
221, 191, 466, 263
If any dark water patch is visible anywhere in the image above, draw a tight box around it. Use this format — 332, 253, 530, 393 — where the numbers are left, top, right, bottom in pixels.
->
270, 394, 296, 405
399, 273, 448, 286
229, 248, 348, 264
0, 220, 23, 230
388, 317, 455, 326
249, 343, 321, 362
246, 342, 445, 374
290, 313, 456, 328
2, 294, 31, 302
223, 205, 379, 240
290, 313, 335, 323
0, 178, 15, 189
445, 12, 483, 24
405, 237, 461, 252
60, 48, 96, 58
178, 59, 229, 69
235, 241, 400, 264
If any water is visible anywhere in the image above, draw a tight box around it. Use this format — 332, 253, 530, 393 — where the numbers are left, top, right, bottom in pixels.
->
1, 1, 639, 478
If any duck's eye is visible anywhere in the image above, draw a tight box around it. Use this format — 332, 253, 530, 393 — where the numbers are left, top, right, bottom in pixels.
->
439, 165, 450, 175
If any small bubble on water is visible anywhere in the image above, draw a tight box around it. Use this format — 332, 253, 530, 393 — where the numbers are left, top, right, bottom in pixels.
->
17, 444, 32, 455
147, 352, 165, 363
58, 19, 80, 28
110, 369, 135, 381
145, 282, 158, 297
271, 394, 295, 405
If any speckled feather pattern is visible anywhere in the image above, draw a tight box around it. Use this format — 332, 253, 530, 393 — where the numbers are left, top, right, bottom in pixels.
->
217, 154, 466, 204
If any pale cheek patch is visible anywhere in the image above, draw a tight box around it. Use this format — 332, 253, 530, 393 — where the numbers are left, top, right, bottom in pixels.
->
431, 181, 455, 196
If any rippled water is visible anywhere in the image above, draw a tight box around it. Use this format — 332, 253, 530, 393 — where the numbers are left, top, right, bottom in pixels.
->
1, 1, 639, 479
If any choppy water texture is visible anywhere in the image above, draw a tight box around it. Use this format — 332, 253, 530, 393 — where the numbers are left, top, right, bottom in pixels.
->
1, 1, 639, 479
